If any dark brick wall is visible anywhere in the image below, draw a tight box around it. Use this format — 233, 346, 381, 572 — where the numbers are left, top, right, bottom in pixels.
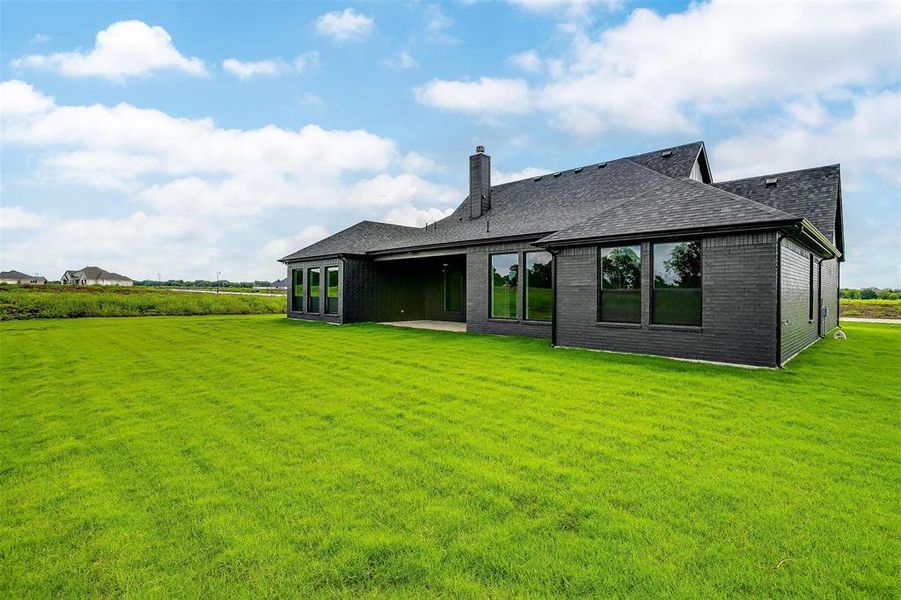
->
555, 233, 779, 366
285, 259, 342, 324
779, 239, 820, 363
465, 241, 552, 338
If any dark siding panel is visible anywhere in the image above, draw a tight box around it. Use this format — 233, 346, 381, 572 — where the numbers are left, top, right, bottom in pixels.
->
556, 233, 779, 366
779, 239, 819, 362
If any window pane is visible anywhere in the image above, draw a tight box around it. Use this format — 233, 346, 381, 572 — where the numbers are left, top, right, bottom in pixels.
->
292, 270, 304, 311
490, 254, 518, 319
525, 251, 552, 321
326, 267, 338, 314
308, 268, 320, 313
444, 268, 462, 312
652, 290, 701, 326
599, 245, 641, 323
653, 241, 701, 325
600, 290, 641, 323
653, 241, 701, 288
601, 246, 641, 290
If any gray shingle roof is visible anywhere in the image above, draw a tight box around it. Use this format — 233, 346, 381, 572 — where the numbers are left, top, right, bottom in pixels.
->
537, 177, 799, 245
65, 266, 132, 281
1, 270, 45, 281
713, 165, 841, 248
280, 221, 420, 261
628, 141, 707, 180
280, 141, 840, 261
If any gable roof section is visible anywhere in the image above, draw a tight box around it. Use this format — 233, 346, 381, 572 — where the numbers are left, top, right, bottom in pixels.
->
537, 177, 799, 246
628, 141, 710, 182
280, 221, 419, 261
714, 165, 841, 251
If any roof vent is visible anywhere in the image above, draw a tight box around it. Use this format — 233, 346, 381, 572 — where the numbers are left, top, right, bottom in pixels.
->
765, 177, 778, 187
475, 145, 485, 154
553, 172, 561, 177
661, 150, 673, 157
574, 167, 583, 174
597, 162, 607, 169
533, 176, 542, 181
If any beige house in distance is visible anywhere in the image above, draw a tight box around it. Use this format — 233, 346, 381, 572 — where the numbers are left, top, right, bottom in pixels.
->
61, 266, 133, 286
0, 270, 47, 284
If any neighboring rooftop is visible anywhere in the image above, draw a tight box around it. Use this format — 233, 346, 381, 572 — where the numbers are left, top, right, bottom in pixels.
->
0, 270, 46, 282
65, 266, 133, 281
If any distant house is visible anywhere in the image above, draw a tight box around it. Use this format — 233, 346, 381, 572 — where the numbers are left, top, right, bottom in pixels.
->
271, 277, 289, 290
281, 141, 844, 368
61, 266, 133, 286
0, 270, 47, 285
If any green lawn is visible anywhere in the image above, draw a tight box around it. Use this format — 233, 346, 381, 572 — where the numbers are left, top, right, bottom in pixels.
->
1, 316, 898, 597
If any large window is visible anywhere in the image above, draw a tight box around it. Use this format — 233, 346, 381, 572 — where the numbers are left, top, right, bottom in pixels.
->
490, 253, 518, 319
307, 267, 320, 313
525, 251, 552, 321
292, 270, 304, 312
599, 245, 641, 323
325, 267, 339, 315
652, 241, 701, 326
443, 265, 462, 312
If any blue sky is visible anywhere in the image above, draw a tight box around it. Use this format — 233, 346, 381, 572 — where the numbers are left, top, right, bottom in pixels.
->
1, 0, 898, 286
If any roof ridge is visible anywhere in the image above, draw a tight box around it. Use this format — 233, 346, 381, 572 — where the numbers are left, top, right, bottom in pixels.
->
716, 164, 840, 185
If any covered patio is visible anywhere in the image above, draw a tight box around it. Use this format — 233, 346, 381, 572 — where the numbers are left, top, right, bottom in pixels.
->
364, 253, 466, 325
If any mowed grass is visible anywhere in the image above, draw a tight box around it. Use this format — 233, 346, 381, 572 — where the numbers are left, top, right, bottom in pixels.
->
0, 285, 285, 320
1, 316, 899, 597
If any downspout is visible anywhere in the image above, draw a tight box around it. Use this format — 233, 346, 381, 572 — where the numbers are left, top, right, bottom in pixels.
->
776, 233, 785, 367
817, 257, 823, 337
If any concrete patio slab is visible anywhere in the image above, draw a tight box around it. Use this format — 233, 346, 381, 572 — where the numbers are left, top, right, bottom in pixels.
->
379, 320, 467, 332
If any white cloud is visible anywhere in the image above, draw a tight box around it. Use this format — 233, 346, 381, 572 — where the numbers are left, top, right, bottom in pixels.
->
0, 80, 461, 279
30, 33, 50, 44
713, 91, 901, 186
382, 50, 418, 70
508, 50, 543, 73
314, 8, 374, 42
382, 205, 454, 227
292, 51, 320, 72
0, 206, 44, 229
492, 165, 550, 185
222, 52, 318, 79
261, 225, 330, 261
0, 80, 54, 116
222, 59, 282, 79
401, 151, 437, 173
507, 0, 621, 18
420, 2, 900, 140
414, 77, 533, 115
11, 20, 207, 80
423, 4, 460, 44
299, 92, 323, 107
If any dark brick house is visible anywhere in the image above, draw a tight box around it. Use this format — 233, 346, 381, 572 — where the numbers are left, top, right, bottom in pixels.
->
280, 142, 843, 367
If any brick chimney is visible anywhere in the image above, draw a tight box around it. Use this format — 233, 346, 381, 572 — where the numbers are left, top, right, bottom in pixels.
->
469, 145, 490, 219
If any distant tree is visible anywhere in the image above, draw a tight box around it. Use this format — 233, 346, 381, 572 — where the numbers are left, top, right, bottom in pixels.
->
861, 288, 878, 300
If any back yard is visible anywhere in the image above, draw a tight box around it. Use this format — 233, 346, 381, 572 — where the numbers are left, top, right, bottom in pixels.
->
1, 316, 898, 597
